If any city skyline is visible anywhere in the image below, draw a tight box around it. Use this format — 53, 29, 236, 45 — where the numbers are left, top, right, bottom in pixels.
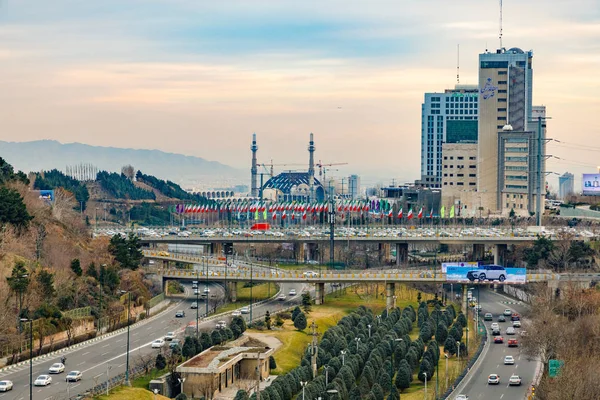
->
1, 1, 599, 189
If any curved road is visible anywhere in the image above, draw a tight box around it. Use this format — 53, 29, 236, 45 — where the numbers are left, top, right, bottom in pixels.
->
452, 288, 538, 400
0, 279, 307, 400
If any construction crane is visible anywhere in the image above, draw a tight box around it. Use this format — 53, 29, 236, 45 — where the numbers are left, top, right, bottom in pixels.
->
316, 161, 348, 181
257, 159, 305, 177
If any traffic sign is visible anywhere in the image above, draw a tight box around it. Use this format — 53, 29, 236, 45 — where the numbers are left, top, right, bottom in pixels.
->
549, 359, 564, 378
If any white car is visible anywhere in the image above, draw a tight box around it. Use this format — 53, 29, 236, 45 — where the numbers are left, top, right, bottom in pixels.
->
509, 374, 522, 386
164, 332, 176, 341
487, 374, 500, 385
34, 375, 52, 386
504, 355, 515, 365
454, 395, 468, 400
490, 323, 499, 331
506, 327, 516, 335
65, 371, 83, 382
277, 294, 286, 301
0, 380, 13, 392
512, 320, 521, 328
289, 289, 297, 296
151, 339, 165, 348
504, 309, 512, 316
231, 310, 242, 317
303, 271, 319, 278
240, 307, 250, 314
215, 321, 227, 329
203, 287, 210, 294
49, 363, 65, 374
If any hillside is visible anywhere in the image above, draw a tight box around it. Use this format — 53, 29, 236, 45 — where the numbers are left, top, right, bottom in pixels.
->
0, 140, 242, 184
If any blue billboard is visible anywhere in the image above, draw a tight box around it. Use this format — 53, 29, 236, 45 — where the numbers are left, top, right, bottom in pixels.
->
446, 265, 526, 284
583, 174, 600, 195
38, 190, 54, 203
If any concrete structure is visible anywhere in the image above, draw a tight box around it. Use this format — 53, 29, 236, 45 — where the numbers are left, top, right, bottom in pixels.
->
348, 174, 361, 199
308, 133, 316, 202
478, 47, 534, 213
441, 143, 478, 213
559, 172, 574, 200
251, 133, 259, 198
420, 85, 479, 188
379, 185, 441, 217
177, 336, 274, 399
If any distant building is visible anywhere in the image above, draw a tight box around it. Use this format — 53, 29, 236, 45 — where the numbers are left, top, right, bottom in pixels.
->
420, 85, 479, 188
348, 175, 361, 199
559, 172, 574, 199
441, 143, 478, 214
379, 185, 441, 216
262, 172, 325, 202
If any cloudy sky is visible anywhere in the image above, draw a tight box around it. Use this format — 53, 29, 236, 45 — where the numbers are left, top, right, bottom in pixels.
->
1, 0, 599, 189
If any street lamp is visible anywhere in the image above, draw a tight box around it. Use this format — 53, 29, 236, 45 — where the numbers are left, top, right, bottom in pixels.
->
106, 365, 113, 395
444, 353, 449, 392
20, 317, 32, 400
324, 365, 330, 386
300, 381, 308, 400
354, 337, 361, 352
376, 315, 381, 326
367, 324, 372, 338
326, 389, 339, 400
120, 290, 132, 386
423, 372, 428, 399
457, 341, 461, 361
340, 350, 346, 366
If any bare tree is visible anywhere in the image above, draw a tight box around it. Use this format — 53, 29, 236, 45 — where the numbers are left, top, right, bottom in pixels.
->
121, 165, 135, 180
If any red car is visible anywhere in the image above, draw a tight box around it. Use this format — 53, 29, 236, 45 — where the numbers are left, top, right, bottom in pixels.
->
511, 313, 521, 321
508, 339, 518, 347
494, 336, 504, 344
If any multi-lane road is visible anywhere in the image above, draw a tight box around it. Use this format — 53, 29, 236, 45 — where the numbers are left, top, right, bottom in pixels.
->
0, 281, 307, 400
452, 288, 538, 400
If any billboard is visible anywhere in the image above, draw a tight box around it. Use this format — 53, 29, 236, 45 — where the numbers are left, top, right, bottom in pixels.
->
582, 174, 600, 195
446, 265, 526, 284
38, 190, 54, 203
442, 261, 479, 273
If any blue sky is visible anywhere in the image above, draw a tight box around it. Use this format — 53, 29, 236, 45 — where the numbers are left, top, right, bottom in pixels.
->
1, 0, 599, 189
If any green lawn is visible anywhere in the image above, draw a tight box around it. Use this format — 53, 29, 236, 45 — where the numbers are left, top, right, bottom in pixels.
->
216, 282, 280, 314
95, 387, 169, 400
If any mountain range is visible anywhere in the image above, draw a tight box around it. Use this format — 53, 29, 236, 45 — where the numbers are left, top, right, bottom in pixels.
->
0, 140, 242, 185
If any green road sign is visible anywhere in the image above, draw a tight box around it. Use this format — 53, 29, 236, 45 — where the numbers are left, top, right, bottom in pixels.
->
549, 359, 564, 378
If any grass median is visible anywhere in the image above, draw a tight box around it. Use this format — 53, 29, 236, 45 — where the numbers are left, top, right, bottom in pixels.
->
95, 386, 170, 400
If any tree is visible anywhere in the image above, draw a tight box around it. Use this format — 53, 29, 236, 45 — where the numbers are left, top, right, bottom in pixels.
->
70, 259, 82, 276
269, 355, 277, 369
436, 322, 448, 344
371, 383, 384, 400
155, 353, 167, 370
292, 306, 302, 321
0, 187, 32, 229
417, 359, 432, 382
265, 310, 271, 330
444, 337, 457, 356
232, 316, 247, 336
419, 321, 432, 342
417, 292, 422, 303
524, 236, 554, 268
37, 269, 56, 299
302, 292, 312, 312
7, 260, 30, 313
200, 332, 212, 349
234, 390, 249, 400
395, 359, 411, 391
86, 262, 98, 279
211, 330, 223, 345
294, 312, 307, 331
182, 336, 196, 358
175, 394, 188, 400
108, 233, 143, 270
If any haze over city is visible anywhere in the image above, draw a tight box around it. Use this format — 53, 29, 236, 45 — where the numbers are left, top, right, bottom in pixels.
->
1, 0, 599, 187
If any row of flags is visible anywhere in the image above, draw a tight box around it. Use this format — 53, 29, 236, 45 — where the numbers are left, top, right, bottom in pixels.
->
173, 201, 460, 219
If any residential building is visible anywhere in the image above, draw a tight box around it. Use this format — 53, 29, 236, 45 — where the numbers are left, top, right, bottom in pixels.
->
477, 47, 534, 213
420, 85, 479, 188
441, 143, 478, 214
558, 172, 574, 200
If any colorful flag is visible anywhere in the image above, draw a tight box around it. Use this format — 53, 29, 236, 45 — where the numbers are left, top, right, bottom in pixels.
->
407, 208, 414, 220
429, 209, 433, 218
398, 208, 403, 218
282, 210, 287, 220
302, 210, 307, 220
272, 211, 277, 220
417, 207, 423, 219
388, 208, 393, 218
450, 205, 455, 218
440, 206, 446, 218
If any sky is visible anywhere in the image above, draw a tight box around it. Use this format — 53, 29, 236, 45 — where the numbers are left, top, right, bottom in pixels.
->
1, 0, 599, 190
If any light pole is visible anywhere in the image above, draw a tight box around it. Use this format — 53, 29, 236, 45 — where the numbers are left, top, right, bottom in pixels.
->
195, 269, 199, 337
340, 350, 346, 366
376, 315, 381, 326
326, 389, 339, 400
444, 353, 449, 392
300, 381, 307, 400
423, 372, 428, 399
324, 365, 329, 386
367, 324, 372, 338
20, 317, 32, 400
120, 290, 132, 386
205, 257, 209, 317
354, 337, 361, 352
457, 341, 461, 361
106, 365, 112, 395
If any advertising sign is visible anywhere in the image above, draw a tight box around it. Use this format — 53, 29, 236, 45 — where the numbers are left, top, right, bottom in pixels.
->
446, 265, 526, 284
582, 174, 600, 195
38, 190, 54, 203
441, 261, 479, 273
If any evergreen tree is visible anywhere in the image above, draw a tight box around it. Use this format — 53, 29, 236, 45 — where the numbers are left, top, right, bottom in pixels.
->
436, 322, 448, 344
444, 337, 457, 356
371, 383, 384, 400
211, 329, 223, 345
200, 332, 212, 349
155, 353, 167, 370
418, 359, 432, 382
70, 259, 82, 276
233, 390, 249, 400
292, 306, 302, 321
269, 355, 277, 369
0, 187, 32, 229
182, 336, 196, 358
301, 292, 312, 312
37, 269, 55, 298
294, 312, 307, 331
395, 359, 411, 391
86, 262, 98, 279
265, 310, 271, 330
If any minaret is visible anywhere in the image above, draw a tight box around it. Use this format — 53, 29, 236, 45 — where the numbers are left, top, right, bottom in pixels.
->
251, 133, 258, 197
308, 133, 316, 202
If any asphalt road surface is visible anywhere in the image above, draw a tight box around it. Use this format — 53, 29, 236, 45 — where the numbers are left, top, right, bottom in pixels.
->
452, 288, 538, 400
0, 280, 307, 400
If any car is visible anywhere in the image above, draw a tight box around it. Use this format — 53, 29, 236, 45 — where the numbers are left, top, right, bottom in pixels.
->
475, 305, 482, 311
151, 339, 165, 348
303, 271, 319, 278
240, 307, 250, 314
487, 374, 500, 385
175, 310, 186, 318
49, 363, 65, 374
65, 371, 83, 382
504, 355, 515, 365
484, 313, 493, 321
34, 375, 52, 386
454, 395, 468, 400
0, 380, 13, 392
490, 322, 499, 330
504, 309, 513, 316
169, 339, 181, 349
307, 260, 319, 265
190, 302, 198, 309
508, 338, 519, 347
492, 328, 501, 336
498, 315, 506, 322
232, 310, 242, 317
193, 289, 200, 295
164, 332, 176, 341
289, 289, 297, 296
494, 336, 504, 344
204, 287, 210, 294
511, 313, 521, 321
467, 265, 507, 282
509, 374, 522, 386
512, 320, 521, 328
506, 327, 516, 335
277, 294, 286, 301
215, 321, 227, 329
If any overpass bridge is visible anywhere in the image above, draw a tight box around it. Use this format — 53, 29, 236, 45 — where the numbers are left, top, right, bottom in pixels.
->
142, 251, 600, 309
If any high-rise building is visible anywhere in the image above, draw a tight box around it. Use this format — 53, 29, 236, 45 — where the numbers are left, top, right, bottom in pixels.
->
420, 85, 479, 188
348, 175, 361, 199
477, 47, 534, 212
559, 172, 574, 200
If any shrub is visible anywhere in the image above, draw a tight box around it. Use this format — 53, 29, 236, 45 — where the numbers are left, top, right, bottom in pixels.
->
292, 306, 302, 321
175, 393, 188, 400
294, 312, 307, 331
139, 311, 146, 320
278, 311, 292, 320
417, 359, 432, 382
395, 359, 411, 390
269, 355, 277, 369
444, 337, 457, 355
155, 353, 166, 370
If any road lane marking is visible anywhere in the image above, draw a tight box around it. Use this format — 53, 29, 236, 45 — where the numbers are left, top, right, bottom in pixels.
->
82, 352, 90, 356
77, 362, 85, 366
102, 352, 109, 356
101, 344, 110, 348
500, 394, 504, 398
93, 373, 103, 379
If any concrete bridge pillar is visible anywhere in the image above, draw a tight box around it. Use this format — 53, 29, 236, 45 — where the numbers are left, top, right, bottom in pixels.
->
315, 282, 325, 305
472, 244, 485, 261
307, 243, 319, 262
229, 282, 237, 303
494, 244, 507, 266
395, 243, 408, 266
295, 243, 305, 263
386, 282, 396, 310
211, 242, 223, 256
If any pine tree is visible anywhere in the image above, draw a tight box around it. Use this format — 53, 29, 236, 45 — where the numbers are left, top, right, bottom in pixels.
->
294, 312, 307, 331
395, 359, 411, 391
70, 259, 82, 276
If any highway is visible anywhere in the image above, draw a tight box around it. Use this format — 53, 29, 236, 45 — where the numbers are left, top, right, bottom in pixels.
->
0, 280, 307, 400
452, 288, 538, 400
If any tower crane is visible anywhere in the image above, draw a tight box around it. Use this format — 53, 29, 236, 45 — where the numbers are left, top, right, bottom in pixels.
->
316, 161, 348, 182
256, 159, 305, 177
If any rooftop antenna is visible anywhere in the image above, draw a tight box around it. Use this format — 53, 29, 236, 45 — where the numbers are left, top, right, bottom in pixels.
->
456, 44, 460, 84
499, 0, 503, 49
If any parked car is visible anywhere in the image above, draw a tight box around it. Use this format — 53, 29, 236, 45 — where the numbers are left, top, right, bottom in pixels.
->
151, 339, 165, 348
49, 363, 65, 374
175, 310, 186, 317
65, 371, 83, 382
0, 381, 13, 392
467, 265, 507, 282
487, 374, 500, 385
509, 374, 522, 386
34, 375, 52, 386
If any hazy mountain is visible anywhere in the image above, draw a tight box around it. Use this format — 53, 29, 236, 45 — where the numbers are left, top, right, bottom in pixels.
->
0, 140, 242, 184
